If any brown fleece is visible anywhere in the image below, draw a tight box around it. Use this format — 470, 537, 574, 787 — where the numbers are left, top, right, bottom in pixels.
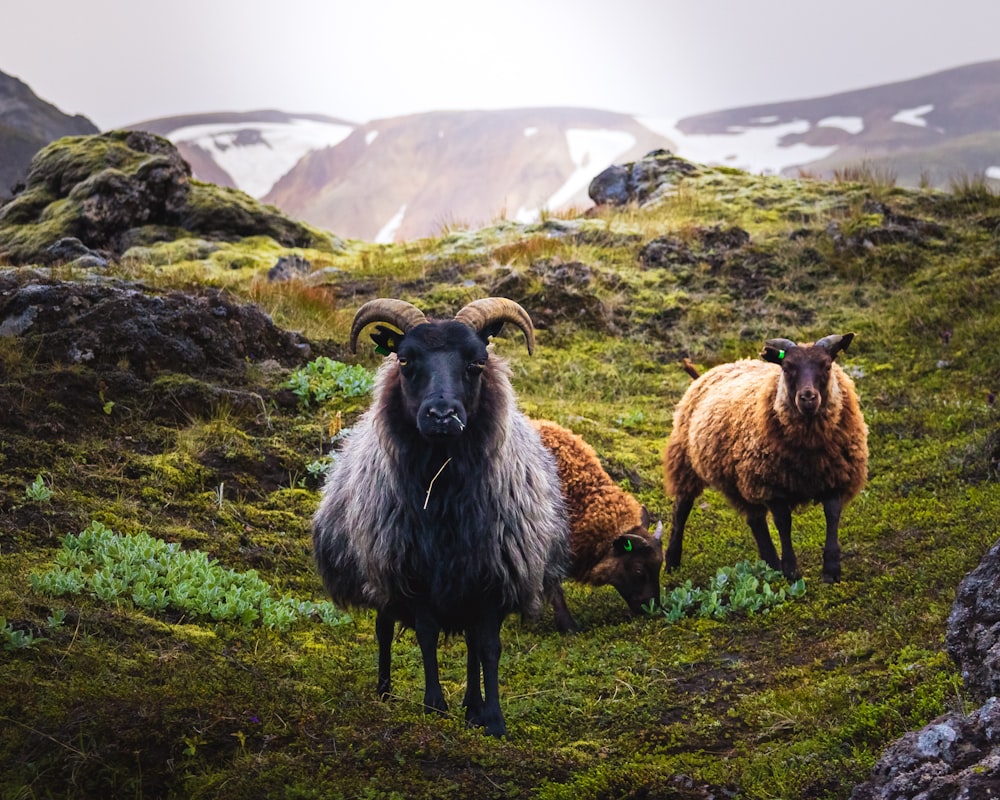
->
663, 358, 868, 514
531, 419, 648, 584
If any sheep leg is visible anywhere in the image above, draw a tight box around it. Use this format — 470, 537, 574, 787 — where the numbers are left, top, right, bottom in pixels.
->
665, 495, 695, 570
464, 610, 507, 737
746, 510, 782, 573
414, 613, 448, 715
766, 500, 800, 580
821, 496, 843, 582
548, 583, 580, 633
463, 630, 484, 719
375, 610, 395, 700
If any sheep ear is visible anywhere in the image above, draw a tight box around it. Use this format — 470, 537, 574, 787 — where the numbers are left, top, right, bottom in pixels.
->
815, 333, 855, 359
640, 505, 652, 528
369, 324, 404, 355
478, 320, 506, 345
761, 338, 797, 364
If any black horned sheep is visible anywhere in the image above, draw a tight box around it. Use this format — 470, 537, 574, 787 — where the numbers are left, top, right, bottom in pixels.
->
531, 419, 663, 632
312, 298, 569, 738
662, 334, 868, 582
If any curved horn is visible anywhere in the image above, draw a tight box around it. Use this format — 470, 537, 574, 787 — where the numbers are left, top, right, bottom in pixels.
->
454, 297, 536, 355
814, 332, 855, 358
349, 299, 427, 354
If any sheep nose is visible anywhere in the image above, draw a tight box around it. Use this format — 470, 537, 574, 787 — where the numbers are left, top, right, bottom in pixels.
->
426, 405, 457, 420
797, 388, 820, 413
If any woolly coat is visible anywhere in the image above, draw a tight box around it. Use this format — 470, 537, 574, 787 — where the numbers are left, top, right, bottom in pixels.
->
313, 354, 569, 632
531, 419, 651, 583
664, 359, 868, 514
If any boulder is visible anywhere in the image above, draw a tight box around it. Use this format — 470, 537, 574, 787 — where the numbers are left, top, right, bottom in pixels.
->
0, 130, 341, 266
850, 537, 1000, 797
946, 537, 1000, 700
850, 699, 1000, 799
589, 149, 699, 207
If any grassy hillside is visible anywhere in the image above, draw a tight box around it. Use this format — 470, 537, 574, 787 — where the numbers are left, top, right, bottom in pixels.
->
1, 159, 999, 799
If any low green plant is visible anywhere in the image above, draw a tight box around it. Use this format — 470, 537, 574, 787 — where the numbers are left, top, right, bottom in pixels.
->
286, 357, 375, 408
24, 474, 52, 503
30, 521, 350, 631
652, 560, 806, 622
1, 616, 43, 651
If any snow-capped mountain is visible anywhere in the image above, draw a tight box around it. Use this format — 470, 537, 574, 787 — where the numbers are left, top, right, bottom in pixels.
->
125, 59, 1000, 242
642, 59, 1000, 186
132, 107, 674, 242
128, 110, 357, 199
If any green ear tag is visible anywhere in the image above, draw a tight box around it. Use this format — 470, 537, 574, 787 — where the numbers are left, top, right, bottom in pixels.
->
374, 344, 390, 356
623, 539, 633, 552
778, 349, 785, 360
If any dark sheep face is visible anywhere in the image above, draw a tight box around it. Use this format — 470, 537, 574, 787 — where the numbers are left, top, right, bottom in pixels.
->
394, 321, 490, 441
761, 333, 854, 419
608, 526, 664, 615
779, 347, 833, 417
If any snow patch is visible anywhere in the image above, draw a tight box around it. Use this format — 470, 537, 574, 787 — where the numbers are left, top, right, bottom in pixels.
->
516, 128, 636, 222
986, 166, 1000, 180
524, 127, 539, 137
375, 204, 407, 244
638, 116, 838, 175
167, 118, 354, 198
892, 104, 934, 128
366, 130, 379, 145
818, 116, 864, 134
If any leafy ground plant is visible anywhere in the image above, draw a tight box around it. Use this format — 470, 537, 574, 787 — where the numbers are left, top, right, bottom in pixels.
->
286, 356, 374, 408
30, 521, 350, 630
654, 559, 806, 622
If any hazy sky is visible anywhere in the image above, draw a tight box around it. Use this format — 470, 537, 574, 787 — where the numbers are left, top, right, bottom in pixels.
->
4, 0, 999, 130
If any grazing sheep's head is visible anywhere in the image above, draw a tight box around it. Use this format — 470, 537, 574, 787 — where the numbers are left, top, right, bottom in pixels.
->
608, 519, 664, 615
761, 333, 855, 418
350, 298, 535, 440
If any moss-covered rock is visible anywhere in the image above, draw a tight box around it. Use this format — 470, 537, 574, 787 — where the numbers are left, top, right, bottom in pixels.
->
0, 130, 343, 265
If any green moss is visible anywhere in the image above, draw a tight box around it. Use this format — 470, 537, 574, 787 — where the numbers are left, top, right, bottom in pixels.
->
3, 158, 1000, 799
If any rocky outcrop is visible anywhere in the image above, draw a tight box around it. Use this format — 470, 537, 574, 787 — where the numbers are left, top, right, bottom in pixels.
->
849, 699, 1000, 799
0, 130, 341, 266
850, 538, 1000, 797
947, 539, 1000, 701
588, 149, 699, 207
0, 272, 311, 378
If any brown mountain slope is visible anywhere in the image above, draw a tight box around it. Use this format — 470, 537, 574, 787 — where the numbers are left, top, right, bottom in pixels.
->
264, 107, 674, 241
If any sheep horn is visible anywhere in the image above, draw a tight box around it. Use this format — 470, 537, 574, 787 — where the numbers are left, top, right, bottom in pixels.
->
454, 297, 536, 355
814, 333, 855, 358
349, 299, 428, 354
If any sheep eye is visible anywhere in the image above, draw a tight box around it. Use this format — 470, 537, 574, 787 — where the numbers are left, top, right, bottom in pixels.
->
397, 356, 409, 367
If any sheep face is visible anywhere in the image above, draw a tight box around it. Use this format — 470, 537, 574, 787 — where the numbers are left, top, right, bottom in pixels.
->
393, 322, 490, 440
605, 523, 664, 615
762, 333, 855, 419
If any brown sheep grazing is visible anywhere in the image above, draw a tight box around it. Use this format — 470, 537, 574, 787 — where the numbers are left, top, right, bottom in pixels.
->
531, 419, 663, 632
662, 334, 868, 582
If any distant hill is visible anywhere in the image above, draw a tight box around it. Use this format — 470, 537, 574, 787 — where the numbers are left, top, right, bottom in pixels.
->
130, 107, 675, 242
0, 70, 99, 200
641, 59, 1000, 188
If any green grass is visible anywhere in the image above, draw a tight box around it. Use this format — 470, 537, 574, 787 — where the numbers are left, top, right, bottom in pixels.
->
1, 158, 999, 798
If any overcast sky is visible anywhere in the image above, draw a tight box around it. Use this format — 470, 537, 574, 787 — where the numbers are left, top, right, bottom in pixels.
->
4, 0, 999, 130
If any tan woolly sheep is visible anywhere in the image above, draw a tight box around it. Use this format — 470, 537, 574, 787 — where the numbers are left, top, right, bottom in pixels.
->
662, 334, 868, 582
531, 419, 663, 632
